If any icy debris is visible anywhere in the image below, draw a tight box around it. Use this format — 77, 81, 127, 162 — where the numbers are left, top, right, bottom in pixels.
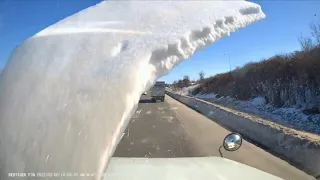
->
0, 0, 265, 179
45, 155, 50, 163
162, 116, 174, 123
141, 137, 151, 144
158, 107, 165, 111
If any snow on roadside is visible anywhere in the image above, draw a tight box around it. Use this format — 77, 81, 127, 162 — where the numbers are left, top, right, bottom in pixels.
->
195, 93, 217, 99
179, 89, 320, 134
218, 97, 320, 135
167, 90, 320, 176
250, 97, 266, 106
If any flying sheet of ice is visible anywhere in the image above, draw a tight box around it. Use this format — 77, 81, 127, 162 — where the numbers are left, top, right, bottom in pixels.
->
0, 1, 265, 179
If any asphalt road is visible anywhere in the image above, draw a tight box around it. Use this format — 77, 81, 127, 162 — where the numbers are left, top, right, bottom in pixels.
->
113, 93, 314, 180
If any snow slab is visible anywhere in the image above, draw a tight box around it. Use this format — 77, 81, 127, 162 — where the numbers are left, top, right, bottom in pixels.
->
0, 1, 265, 179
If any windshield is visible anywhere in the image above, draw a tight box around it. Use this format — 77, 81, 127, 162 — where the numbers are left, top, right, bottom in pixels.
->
0, 1, 319, 180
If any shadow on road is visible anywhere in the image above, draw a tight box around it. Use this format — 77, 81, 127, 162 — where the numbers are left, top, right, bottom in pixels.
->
139, 99, 154, 103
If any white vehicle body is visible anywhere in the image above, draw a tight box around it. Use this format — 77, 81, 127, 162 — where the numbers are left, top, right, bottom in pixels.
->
104, 157, 283, 180
151, 81, 166, 102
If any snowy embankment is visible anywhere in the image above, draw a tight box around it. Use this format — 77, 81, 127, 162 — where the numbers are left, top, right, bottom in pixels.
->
177, 85, 320, 134
168, 88, 320, 176
0, 1, 265, 180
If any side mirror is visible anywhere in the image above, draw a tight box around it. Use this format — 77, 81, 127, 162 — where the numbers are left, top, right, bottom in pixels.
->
223, 133, 243, 151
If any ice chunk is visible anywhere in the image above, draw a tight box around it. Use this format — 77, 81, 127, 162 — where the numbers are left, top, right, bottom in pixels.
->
251, 97, 266, 106
0, 1, 265, 179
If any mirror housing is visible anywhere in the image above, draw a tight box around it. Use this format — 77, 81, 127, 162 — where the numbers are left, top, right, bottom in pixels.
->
223, 133, 243, 151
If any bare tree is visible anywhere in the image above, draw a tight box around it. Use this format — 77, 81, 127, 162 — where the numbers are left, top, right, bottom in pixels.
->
310, 20, 320, 45
199, 71, 205, 81
177, 79, 184, 88
172, 80, 177, 89
183, 75, 190, 87
298, 34, 313, 51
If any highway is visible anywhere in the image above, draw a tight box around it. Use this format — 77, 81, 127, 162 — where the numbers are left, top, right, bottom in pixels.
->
113, 93, 314, 180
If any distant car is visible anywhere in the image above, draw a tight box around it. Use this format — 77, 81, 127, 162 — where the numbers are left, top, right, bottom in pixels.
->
142, 91, 148, 95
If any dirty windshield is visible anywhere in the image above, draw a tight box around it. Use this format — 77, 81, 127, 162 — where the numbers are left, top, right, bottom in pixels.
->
0, 1, 319, 180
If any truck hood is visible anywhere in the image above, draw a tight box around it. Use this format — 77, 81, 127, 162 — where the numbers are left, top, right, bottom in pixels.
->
104, 156, 283, 180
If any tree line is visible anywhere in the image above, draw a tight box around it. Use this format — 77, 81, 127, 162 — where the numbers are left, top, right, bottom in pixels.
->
171, 19, 320, 110
171, 71, 205, 89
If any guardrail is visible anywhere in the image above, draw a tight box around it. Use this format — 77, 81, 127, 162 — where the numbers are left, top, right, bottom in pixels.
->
166, 90, 320, 177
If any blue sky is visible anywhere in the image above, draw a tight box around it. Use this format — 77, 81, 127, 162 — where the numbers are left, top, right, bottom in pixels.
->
0, 1, 319, 83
